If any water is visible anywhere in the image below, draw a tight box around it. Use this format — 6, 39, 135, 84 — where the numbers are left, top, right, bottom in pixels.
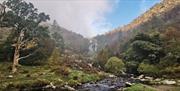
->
77, 77, 137, 91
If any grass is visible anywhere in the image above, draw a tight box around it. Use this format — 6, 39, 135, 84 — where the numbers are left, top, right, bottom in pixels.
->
68, 70, 100, 84
0, 62, 101, 90
153, 85, 180, 91
124, 84, 157, 91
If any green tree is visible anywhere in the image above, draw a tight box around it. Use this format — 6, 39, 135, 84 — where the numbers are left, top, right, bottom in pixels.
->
1, 0, 50, 73
105, 57, 125, 75
125, 32, 164, 64
95, 47, 111, 69
52, 32, 64, 52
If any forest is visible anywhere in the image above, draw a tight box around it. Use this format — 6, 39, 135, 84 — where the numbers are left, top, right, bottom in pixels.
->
0, 0, 180, 91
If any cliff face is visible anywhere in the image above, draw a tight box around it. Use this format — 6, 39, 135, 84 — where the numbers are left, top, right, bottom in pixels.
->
94, 0, 180, 53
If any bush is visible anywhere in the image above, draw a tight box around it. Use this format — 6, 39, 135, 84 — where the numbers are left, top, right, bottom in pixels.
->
138, 63, 160, 76
105, 57, 125, 75
125, 61, 139, 74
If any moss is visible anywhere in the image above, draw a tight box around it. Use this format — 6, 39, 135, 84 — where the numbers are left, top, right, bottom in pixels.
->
0, 62, 101, 90
124, 84, 157, 91
67, 79, 80, 86
67, 70, 100, 83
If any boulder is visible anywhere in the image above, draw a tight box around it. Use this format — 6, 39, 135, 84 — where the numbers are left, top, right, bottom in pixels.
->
162, 80, 176, 85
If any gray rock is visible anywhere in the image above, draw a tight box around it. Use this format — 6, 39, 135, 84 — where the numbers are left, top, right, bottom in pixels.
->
45, 82, 56, 89
108, 74, 116, 78
145, 76, 153, 80
137, 75, 144, 79
162, 80, 176, 85
125, 82, 132, 87
64, 85, 76, 91
154, 78, 161, 81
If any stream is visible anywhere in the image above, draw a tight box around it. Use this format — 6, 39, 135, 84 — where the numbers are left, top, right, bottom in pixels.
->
76, 77, 139, 91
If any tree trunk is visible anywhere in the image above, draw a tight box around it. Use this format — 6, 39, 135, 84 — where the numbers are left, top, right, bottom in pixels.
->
12, 44, 20, 73
12, 30, 24, 73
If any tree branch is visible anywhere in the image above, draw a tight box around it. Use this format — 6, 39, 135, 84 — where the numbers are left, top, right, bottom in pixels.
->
20, 39, 31, 46
18, 50, 37, 60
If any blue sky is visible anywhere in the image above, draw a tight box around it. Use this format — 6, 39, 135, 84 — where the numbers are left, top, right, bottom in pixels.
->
106, 0, 161, 29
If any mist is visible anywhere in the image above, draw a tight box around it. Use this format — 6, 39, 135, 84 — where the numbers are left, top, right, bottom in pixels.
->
22, 0, 118, 38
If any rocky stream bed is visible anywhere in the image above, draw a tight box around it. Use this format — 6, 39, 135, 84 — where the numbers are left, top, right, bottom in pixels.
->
76, 77, 138, 91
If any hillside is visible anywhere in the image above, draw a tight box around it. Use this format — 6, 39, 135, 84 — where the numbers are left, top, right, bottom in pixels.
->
94, 0, 180, 53
0, 0, 180, 91
49, 20, 90, 54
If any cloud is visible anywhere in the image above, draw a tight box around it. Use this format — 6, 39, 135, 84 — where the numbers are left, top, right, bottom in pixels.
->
0, 0, 118, 37
19, 0, 118, 38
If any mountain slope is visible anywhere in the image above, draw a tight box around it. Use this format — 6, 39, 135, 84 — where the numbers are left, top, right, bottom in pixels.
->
94, 0, 180, 54
49, 21, 90, 54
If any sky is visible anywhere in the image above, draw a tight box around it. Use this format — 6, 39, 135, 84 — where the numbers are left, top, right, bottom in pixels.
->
0, 0, 161, 38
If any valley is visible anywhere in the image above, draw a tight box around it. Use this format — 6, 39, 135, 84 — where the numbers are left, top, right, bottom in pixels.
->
0, 0, 180, 91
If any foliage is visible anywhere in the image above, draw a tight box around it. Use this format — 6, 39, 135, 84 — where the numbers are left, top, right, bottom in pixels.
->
94, 47, 111, 69
138, 63, 160, 76
52, 31, 64, 52
125, 61, 139, 74
19, 37, 55, 65
105, 57, 125, 75
125, 32, 164, 64
48, 48, 61, 64
0, 0, 54, 67
123, 30, 180, 77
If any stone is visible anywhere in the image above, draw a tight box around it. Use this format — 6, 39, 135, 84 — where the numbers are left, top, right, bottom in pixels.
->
7, 75, 13, 78
64, 85, 76, 91
162, 80, 176, 85
88, 63, 93, 67
125, 82, 132, 87
138, 75, 144, 79
140, 78, 147, 82
45, 82, 56, 89
145, 76, 153, 80
108, 74, 116, 78
154, 78, 161, 81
